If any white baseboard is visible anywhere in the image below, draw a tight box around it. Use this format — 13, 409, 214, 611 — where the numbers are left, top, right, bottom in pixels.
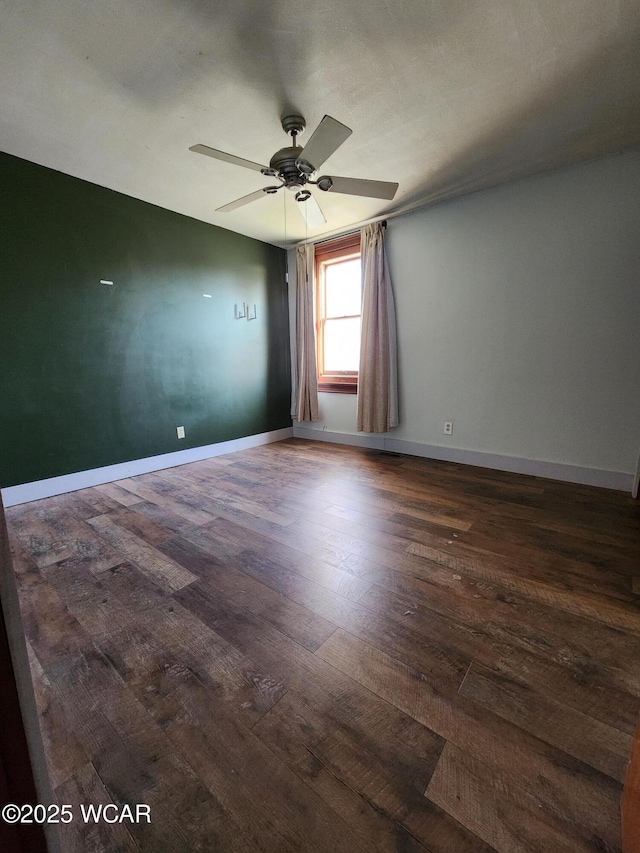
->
293, 426, 633, 492
1, 427, 293, 507
293, 429, 387, 451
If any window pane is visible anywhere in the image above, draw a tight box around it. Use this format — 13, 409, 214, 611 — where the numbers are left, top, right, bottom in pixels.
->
324, 259, 361, 318
323, 317, 360, 373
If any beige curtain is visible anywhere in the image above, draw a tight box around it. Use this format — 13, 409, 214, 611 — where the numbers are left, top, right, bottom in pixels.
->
294, 244, 320, 422
357, 222, 399, 432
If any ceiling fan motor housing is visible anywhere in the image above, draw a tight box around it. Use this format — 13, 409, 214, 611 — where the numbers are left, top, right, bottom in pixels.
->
269, 146, 308, 190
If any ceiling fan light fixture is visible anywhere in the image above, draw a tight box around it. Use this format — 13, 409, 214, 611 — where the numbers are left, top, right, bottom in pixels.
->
317, 176, 333, 192
296, 158, 315, 175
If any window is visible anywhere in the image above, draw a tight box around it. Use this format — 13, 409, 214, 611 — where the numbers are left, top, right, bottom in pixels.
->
315, 233, 361, 393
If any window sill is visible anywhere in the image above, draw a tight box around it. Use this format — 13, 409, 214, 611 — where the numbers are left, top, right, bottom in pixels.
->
318, 381, 357, 395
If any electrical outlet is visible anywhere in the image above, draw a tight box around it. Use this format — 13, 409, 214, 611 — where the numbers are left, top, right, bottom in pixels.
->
176, 426, 185, 439
443, 421, 453, 435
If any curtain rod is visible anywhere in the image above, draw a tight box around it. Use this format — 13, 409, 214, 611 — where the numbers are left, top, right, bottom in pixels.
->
312, 220, 386, 247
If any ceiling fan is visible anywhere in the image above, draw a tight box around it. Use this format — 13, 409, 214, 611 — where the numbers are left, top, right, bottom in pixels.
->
190, 114, 399, 228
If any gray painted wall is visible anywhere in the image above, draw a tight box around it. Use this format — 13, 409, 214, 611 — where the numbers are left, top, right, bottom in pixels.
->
291, 149, 640, 480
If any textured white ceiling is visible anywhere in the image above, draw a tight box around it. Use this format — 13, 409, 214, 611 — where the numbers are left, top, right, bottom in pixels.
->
2, 1, 640, 246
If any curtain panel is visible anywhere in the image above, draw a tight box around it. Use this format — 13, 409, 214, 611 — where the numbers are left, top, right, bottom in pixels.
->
294, 243, 320, 422
357, 222, 399, 433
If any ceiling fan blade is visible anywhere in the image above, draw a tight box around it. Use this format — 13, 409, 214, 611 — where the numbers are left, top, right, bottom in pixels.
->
296, 116, 352, 172
296, 192, 326, 229
216, 187, 278, 213
318, 175, 398, 200
190, 144, 268, 173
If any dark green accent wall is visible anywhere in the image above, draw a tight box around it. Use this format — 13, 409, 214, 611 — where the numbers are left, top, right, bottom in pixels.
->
0, 153, 291, 488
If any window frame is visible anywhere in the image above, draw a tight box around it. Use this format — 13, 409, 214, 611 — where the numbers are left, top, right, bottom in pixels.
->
315, 233, 362, 394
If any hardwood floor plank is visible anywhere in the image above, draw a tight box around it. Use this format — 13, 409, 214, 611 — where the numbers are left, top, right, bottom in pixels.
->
86, 514, 197, 591
26, 640, 89, 790
34, 504, 123, 572
356, 576, 640, 731
313, 478, 476, 532
470, 514, 640, 573
184, 502, 355, 567
254, 710, 433, 853
75, 487, 124, 515
158, 536, 338, 651
49, 646, 248, 853
395, 509, 636, 600
55, 760, 140, 853
253, 689, 442, 815
129, 500, 244, 561
96, 560, 172, 612
179, 553, 469, 688
324, 498, 473, 535
319, 502, 479, 559
173, 579, 447, 780
426, 743, 595, 853
6, 510, 74, 567
41, 556, 140, 637
136, 598, 286, 725
95, 481, 146, 507
120, 499, 207, 538
101, 506, 176, 546
198, 515, 373, 601
407, 540, 640, 635
315, 627, 623, 849
31, 491, 114, 522
215, 464, 335, 513
18, 578, 93, 670
392, 797, 499, 853
143, 466, 298, 526
304, 450, 640, 579
113, 477, 218, 526
458, 662, 632, 782
389, 522, 634, 606
98, 624, 196, 711
252, 690, 494, 852
150, 676, 372, 853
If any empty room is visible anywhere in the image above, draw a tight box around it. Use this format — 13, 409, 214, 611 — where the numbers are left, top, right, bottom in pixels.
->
1, 2, 640, 852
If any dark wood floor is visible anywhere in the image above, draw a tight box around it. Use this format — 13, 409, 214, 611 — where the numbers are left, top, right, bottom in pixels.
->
6, 439, 640, 852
